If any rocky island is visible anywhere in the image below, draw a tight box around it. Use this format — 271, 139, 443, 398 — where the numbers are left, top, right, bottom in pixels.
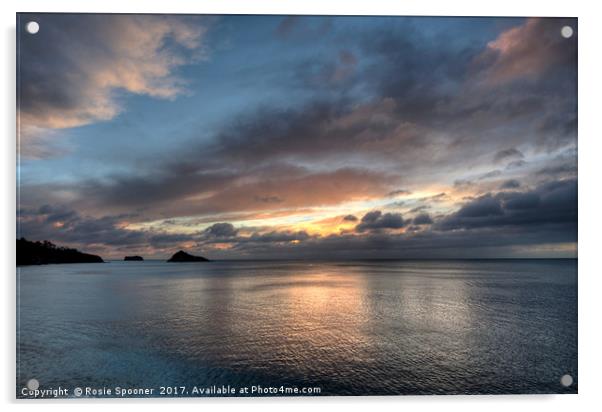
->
167, 250, 209, 262
17, 238, 104, 266
124, 255, 144, 261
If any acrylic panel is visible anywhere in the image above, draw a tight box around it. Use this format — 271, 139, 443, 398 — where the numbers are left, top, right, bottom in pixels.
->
16, 13, 578, 398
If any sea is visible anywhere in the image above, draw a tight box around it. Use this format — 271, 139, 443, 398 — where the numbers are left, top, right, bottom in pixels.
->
16, 259, 577, 397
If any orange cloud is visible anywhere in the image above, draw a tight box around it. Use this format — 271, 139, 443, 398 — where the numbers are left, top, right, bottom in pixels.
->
174, 168, 395, 218
18, 15, 210, 157
476, 18, 576, 85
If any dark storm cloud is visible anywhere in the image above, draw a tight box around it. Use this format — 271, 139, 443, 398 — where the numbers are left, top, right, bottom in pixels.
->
343, 215, 358, 222
359, 22, 476, 125
456, 196, 504, 218
437, 179, 576, 231
412, 213, 434, 225
355, 211, 406, 232
204, 222, 238, 238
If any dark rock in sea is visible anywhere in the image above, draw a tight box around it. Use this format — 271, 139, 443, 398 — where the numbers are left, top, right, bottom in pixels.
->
167, 250, 209, 262
17, 238, 104, 266
124, 255, 144, 261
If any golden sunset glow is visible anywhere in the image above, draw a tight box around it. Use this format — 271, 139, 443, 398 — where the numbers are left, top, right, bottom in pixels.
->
17, 15, 576, 259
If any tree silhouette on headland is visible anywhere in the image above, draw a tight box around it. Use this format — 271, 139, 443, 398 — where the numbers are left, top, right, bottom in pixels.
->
17, 238, 104, 266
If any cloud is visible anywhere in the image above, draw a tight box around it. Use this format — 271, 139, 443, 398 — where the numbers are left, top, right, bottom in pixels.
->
17, 204, 316, 257
355, 210, 406, 232
246, 230, 311, 244
494, 148, 524, 163
16, 17, 578, 259
536, 163, 577, 178
17, 204, 146, 250
506, 160, 527, 170
387, 189, 412, 197
19, 16, 575, 218
500, 179, 521, 189
361, 22, 477, 126
149, 233, 196, 248
296, 49, 358, 87
204, 222, 238, 238
419, 193, 448, 203
437, 179, 576, 231
204, 98, 426, 168
504, 191, 540, 210
409, 205, 430, 213
476, 18, 577, 84
456, 196, 504, 218
200, 224, 575, 260
18, 14, 210, 156
412, 213, 433, 225
353, 18, 576, 153
478, 170, 503, 181
19, 177, 576, 259
58, 166, 395, 220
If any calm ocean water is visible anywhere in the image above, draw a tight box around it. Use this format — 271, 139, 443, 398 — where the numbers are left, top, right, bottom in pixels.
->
17, 259, 577, 397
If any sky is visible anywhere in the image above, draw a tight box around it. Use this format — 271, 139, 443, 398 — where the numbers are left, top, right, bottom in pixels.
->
17, 14, 577, 259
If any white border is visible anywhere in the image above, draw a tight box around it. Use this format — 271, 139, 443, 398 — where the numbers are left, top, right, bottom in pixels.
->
3, 1, 602, 411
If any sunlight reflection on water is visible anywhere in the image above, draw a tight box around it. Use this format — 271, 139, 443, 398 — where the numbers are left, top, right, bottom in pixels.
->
17, 259, 577, 396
